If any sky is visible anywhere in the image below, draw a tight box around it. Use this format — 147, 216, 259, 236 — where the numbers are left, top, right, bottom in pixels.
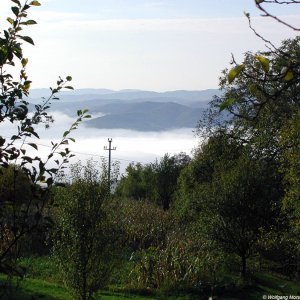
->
1, 0, 299, 91
1, 0, 299, 174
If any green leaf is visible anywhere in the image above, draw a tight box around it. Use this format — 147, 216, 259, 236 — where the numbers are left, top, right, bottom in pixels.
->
255, 55, 269, 73
284, 70, 294, 81
22, 4, 30, 11
28, 143, 38, 150
66, 76, 72, 81
11, 0, 21, 6
7, 17, 14, 25
0, 137, 6, 147
63, 131, 70, 137
64, 86, 74, 90
21, 58, 28, 67
38, 176, 46, 182
219, 98, 236, 112
228, 64, 244, 84
20, 20, 37, 25
255, 0, 264, 4
46, 177, 54, 186
19, 35, 34, 45
22, 156, 33, 163
69, 138, 76, 143
11, 6, 19, 16
29, 0, 41, 6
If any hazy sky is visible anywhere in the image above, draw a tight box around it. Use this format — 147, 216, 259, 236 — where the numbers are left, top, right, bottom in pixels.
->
1, 0, 299, 91
1, 1, 299, 173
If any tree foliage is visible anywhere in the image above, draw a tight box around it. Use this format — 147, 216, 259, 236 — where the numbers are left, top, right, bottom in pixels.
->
176, 133, 283, 278
195, 26, 300, 279
117, 153, 190, 210
53, 160, 115, 300
0, 0, 90, 274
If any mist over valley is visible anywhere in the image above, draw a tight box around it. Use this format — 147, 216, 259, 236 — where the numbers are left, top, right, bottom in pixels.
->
4, 88, 220, 174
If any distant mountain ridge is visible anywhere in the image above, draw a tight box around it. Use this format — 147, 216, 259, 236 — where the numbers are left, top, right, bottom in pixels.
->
86, 101, 205, 131
28, 88, 221, 131
29, 88, 221, 102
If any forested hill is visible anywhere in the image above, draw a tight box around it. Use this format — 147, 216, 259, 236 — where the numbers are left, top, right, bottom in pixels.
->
28, 88, 221, 131
86, 101, 205, 131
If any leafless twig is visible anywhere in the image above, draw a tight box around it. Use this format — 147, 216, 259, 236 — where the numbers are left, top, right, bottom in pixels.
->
256, 1, 300, 31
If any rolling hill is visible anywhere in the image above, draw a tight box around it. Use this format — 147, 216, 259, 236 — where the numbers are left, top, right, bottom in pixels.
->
28, 88, 220, 131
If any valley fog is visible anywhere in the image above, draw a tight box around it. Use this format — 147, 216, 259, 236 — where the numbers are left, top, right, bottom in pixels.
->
0, 111, 199, 176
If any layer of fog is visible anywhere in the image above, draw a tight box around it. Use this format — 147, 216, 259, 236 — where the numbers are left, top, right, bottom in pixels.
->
0, 111, 200, 176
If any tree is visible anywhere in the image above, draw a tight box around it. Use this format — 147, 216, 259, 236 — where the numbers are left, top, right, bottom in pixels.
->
0, 165, 32, 273
196, 3, 300, 278
280, 111, 300, 240
152, 153, 191, 211
116, 162, 156, 200
199, 38, 300, 255
176, 133, 283, 278
117, 153, 190, 210
0, 0, 90, 274
53, 160, 115, 300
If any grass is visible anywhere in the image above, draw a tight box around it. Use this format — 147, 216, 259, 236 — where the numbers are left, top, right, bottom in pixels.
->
0, 275, 155, 300
18, 255, 60, 283
250, 272, 300, 298
0, 274, 68, 300
1, 272, 300, 300
1, 256, 299, 299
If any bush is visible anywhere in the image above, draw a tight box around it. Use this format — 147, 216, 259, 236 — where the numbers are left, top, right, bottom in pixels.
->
52, 160, 116, 300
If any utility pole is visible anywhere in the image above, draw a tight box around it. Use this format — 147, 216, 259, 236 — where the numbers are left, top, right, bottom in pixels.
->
104, 138, 116, 192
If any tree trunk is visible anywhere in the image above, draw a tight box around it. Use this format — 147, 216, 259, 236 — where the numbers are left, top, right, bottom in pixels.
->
162, 198, 170, 211
241, 254, 247, 278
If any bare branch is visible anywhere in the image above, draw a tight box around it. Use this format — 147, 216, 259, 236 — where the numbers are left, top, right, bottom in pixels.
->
256, 1, 300, 31
263, 0, 300, 4
245, 13, 281, 52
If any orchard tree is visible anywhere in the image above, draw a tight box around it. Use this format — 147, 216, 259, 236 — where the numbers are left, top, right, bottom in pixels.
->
53, 160, 116, 300
0, 0, 90, 274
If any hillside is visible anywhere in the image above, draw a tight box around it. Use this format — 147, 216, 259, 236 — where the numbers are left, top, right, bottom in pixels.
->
28, 88, 220, 131
86, 101, 205, 131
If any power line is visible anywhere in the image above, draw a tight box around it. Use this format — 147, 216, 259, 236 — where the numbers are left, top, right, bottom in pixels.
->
0, 135, 149, 164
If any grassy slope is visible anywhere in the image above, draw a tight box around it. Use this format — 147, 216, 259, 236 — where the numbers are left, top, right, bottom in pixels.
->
2, 258, 299, 299
0, 275, 149, 300
1, 272, 299, 300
